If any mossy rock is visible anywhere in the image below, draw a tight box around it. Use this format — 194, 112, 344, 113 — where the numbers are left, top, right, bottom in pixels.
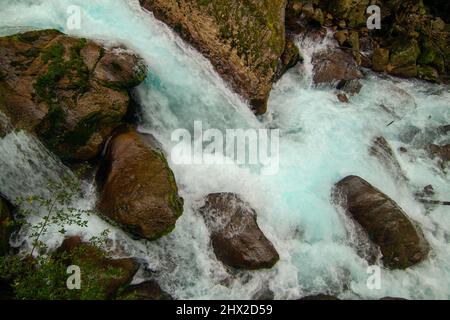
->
0, 30, 146, 161
326, 0, 369, 27
97, 128, 184, 241
390, 39, 421, 67
418, 65, 439, 82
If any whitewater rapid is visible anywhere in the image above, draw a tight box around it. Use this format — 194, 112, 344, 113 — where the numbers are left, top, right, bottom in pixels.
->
0, 0, 449, 299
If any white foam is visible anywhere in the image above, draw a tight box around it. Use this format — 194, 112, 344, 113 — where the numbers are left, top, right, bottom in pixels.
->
0, 0, 449, 299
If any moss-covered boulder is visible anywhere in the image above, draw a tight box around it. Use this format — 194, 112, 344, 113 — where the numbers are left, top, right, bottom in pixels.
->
0, 196, 14, 257
372, 47, 390, 72
334, 176, 430, 269
0, 30, 146, 161
140, 0, 291, 114
388, 40, 421, 77
56, 236, 139, 299
325, 0, 369, 27
97, 127, 183, 241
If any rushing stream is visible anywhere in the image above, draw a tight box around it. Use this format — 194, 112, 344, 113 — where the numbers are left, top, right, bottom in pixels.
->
0, 0, 450, 299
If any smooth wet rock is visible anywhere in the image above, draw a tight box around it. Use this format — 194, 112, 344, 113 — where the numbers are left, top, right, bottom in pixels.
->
337, 79, 362, 96
0, 30, 146, 161
198, 193, 279, 270
118, 280, 172, 300
312, 49, 362, 85
97, 128, 183, 241
57, 236, 139, 299
369, 137, 408, 184
252, 286, 275, 300
337, 93, 349, 103
334, 176, 430, 269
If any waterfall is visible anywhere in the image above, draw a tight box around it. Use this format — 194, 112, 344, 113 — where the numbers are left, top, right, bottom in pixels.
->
0, 0, 449, 299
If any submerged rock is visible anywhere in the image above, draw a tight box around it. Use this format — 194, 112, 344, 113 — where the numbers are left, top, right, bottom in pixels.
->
0, 30, 146, 161
312, 49, 362, 86
97, 128, 183, 241
119, 280, 173, 300
0, 196, 14, 257
140, 0, 290, 114
198, 193, 279, 270
57, 236, 139, 299
428, 144, 450, 162
334, 176, 430, 269
369, 137, 408, 184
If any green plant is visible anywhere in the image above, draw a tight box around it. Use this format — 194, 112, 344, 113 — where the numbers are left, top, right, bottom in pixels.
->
0, 166, 119, 300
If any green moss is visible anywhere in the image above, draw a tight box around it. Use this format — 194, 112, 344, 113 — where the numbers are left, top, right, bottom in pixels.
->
200, 0, 285, 75
34, 39, 90, 104
24, 47, 40, 59
36, 104, 66, 151
65, 111, 103, 148
154, 150, 184, 219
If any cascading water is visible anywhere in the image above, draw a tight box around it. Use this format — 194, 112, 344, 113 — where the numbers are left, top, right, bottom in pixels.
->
0, 0, 449, 299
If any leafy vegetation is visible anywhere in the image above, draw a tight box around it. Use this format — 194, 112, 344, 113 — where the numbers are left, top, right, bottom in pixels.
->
0, 167, 122, 300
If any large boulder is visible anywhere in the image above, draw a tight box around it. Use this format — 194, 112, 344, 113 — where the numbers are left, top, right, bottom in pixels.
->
0, 196, 14, 257
140, 0, 291, 114
57, 236, 139, 299
334, 176, 430, 269
198, 193, 279, 270
97, 128, 183, 241
0, 30, 146, 161
312, 49, 363, 85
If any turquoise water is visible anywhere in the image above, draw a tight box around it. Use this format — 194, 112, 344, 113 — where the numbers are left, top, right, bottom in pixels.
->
0, 0, 449, 299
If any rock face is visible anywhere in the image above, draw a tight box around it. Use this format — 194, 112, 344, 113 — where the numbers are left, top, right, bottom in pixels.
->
97, 128, 183, 241
288, 0, 450, 82
334, 176, 430, 269
57, 236, 139, 299
140, 0, 292, 114
0, 30, 146, 161
0, 196, 14, 257
312, 49, 363, 85
198, 193, 279, 270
